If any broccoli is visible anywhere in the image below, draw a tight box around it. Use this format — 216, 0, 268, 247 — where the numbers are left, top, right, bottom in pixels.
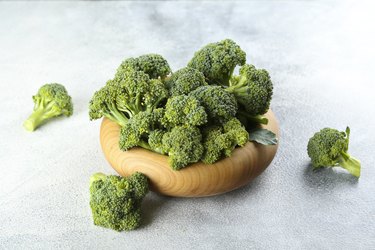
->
119, 109, 164, 151
162, 126, 204, 170
189, 85, 238, 124
165, 67, 207, 96
201, 118, 249, 164
89, 172, 149, 231
89, 71, 168, 126
116, 54, 171, 81
227, 64, 273, 119
163, 95, 208, 127
188, 39, 246, 85
148, 129, 167, 154
23, 83, 73, 132
307, 127, 361, 177
89, 82, 129, 127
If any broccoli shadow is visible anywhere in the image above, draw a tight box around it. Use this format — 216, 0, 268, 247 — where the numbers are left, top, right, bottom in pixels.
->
302, 161, 358, 190
140, 192, 169, 229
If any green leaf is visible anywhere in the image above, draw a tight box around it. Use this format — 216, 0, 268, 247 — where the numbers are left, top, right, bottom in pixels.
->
249, 128, 278, 145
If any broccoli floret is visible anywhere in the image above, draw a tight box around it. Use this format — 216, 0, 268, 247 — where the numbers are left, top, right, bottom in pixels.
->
23, 83, 73, 131
148, 129, 167, 154
114, 70, 168, 115
227, 64, 273, 118
189, 85, 238, 124
116, 54, 171, 80
307, 127, 361, 177
201, 118, 249, 164
187, 39, 246, 85
162, 126, 204, 170
89, 81, 129, 127
165, 67, 207, 96
119, 109, 164, 151
163, 95, 207, 127
89, 172, 149, 231
89, 71, 168, 127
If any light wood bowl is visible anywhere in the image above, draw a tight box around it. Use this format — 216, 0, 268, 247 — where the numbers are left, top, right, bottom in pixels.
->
100, 110, 279, 197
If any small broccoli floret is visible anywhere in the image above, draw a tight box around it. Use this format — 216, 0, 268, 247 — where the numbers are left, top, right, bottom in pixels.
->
188, 39, 246, 85
89, 82, 129, 127
89, 172, 149, 231
119, 109, 164, 151
89, 71, 168, 127
163, 95, 207, 127
23, 83, 73, 132
162, 126, 204, 170
189, 85, 238, 124
148, 129, 167, 154
307, 127, 361, 177
116, 54, 171, 80
201, 118, 249, 164
227, 64, 273, 117
201, 126, 228, 164
165, 67, 207, 96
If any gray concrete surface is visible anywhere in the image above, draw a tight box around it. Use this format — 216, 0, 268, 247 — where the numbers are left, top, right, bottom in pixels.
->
1, 1, 374, 249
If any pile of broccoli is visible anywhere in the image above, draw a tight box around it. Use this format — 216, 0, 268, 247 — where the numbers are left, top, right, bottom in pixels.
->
89, 39, 276, 170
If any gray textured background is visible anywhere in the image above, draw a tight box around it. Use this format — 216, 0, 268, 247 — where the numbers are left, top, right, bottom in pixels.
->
1, 1, 374, 249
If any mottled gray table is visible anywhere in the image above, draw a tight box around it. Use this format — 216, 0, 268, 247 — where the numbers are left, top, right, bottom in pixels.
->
1, 1, 374, 249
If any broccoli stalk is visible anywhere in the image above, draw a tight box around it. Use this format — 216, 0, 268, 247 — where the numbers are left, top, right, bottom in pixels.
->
307, 127, 361, 177
24, 83, 73, 131
89, 172, 149, 231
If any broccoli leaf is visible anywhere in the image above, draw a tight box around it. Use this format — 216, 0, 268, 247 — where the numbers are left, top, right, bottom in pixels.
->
249, 128, 278, 145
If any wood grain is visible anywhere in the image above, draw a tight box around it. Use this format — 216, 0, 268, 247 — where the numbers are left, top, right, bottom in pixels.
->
100, 110, 279, 197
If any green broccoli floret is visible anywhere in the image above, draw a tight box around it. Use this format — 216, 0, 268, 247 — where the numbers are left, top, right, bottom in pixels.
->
165, 67, 207, 96
187, 39, 246, 85
89, 71, 168, 126
23, 83, 73, 132
307, 127, 361, 177
163, 95, 207, 127
89, 81, 129, 127
162, 126, 204, 170
189, 85, 238, 124
227, 64, 273, 120
201, 118, 249, 164
89, 172, 149, 231
148, 129, 167, 154
116, 54, 171, 81
119, 109, 164, 151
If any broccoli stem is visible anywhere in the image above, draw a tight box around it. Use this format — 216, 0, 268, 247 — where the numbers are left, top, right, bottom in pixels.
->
238, 110, 269, 125
137, 140, 152, 151
339, 151, 361, 177
23, 104, 60, 131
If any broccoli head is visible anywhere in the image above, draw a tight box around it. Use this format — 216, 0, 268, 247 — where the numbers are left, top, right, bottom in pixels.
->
89, 172, 149, 231
189, 85, 238, 124
148, 129, 167, 154
89, 81, 129, 127
119, 109, 164, 151
227, 64, 273, 117
201, 118, 249, 164
116, 54, 171, 80
163, 95, 208, 127
23, 83, 73, 132
187, 39, 246, 85
307, 127, 361, 177
162, 126, 204, 170
165, 67, 207, 96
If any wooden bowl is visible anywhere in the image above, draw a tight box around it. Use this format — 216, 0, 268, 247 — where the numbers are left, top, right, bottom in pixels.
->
100, 110, 279, 197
